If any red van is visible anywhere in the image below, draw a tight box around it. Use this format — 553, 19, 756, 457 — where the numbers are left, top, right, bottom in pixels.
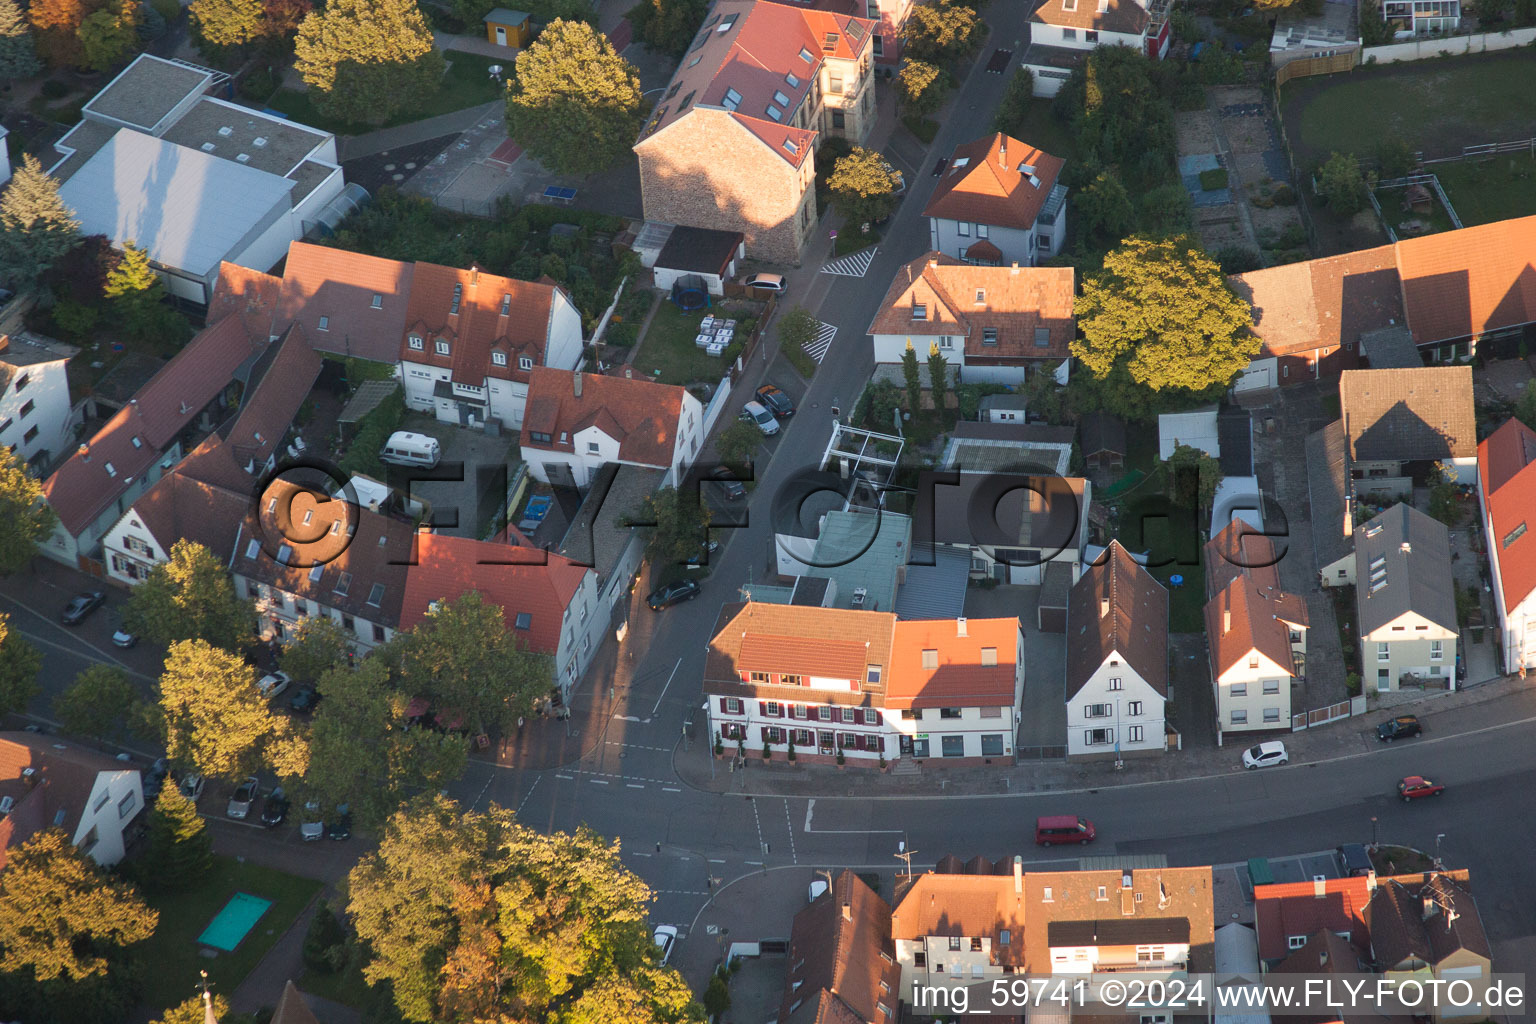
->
1035, 815, 1096, 847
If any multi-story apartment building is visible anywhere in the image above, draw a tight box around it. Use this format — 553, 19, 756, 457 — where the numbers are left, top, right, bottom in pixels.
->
923, 133, 1069, 266
634, 0, 878, 264
0, 333, 78, 474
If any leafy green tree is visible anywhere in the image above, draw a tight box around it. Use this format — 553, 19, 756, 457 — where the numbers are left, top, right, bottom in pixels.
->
278, 616, 350, 683
1054, 46, 1177, 196
901, 341, 922, 414
1138, 181, 1192, 236
1318, 151, 1366, 216
714, 420, 760, 467
122, 539, 253, 650
1077, 169, 1135, 242
1073, 236, 1257, 401
393, 592, 552, 735
827, 146, 901, 233
75, 0, 137, 71
1376, 137, 1416, 179
627, 0, 706, 58
0, 0, 41, 80
53, 665, 137, 741
301, 899, 349, 973
0, 612, 42, 718
152, 994, 234, 1024
0, 446, 56, 576
776, 305, 820, 366
27, 0, 98, 67
991, 67, 1034, 135
506, 20, 643, 176
902, 0, 980, 64
347, 795, 705, 1024
703, 972, 731, 1021
190, 0, 263, 49
0, 829, 156, 981
898, 59, 948, 118
142, 788, 213, 888
293, 0, 443, 124
1165, 443, 1222, 509
1020, 366, 1063, 423
157, 639, 275, 780
0, 155, 81, 291
927, 343, 949, 418
632, 485, 710, 570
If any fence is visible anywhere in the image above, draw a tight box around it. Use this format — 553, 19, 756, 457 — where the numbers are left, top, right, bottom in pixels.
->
589, 275, 629, 348
699, 375, 735, 438
1418, 136, 1536, 166
1362, 25, 1536, 64
1273, 49, 1360, 88
1264, 84, 1323, 253
728, 293, 777, 383
488, 463, 531, 542
1291, 694, 1367, 731
1367, 172, 1464, 242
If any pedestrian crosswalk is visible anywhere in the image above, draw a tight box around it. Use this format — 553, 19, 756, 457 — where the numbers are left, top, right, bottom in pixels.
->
804, 321, 836, 363
821, 245, 878, 278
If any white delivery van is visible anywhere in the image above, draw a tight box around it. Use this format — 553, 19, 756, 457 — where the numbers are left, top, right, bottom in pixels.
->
379, 431, 441, 468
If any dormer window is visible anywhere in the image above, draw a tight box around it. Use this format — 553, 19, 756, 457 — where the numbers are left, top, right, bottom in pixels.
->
436, 339, 449, 355
912, 304, 927, 321
409, 334, 423, 350
500, 294, 511, 316
370, 294, 382, 309
245, 539, 260, 559
492, 351, 507, 366
975, 289, 985, 303
309, 564, 323, 582
519, 355, 534, 370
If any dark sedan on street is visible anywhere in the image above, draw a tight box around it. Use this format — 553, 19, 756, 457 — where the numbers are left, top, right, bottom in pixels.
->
755, 384, 795, 419
647, 578, 701, 611
61, 592, 106, 625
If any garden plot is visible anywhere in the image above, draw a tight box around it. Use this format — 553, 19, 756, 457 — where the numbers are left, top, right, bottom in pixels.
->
1213, 86, 1309, 263
1175, 106, 1251, 254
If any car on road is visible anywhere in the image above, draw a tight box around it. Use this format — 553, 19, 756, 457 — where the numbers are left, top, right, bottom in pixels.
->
709, 465, 746, 501
648, 578, 701, 610
683, 539, 721, 567
739, 400, 780, 436
227, 776, 259, 819
288, 688, 321, 713
260, 787, 290, 827
300, 801, 324, 841
653, 925, 678, 965
1035, 814, 1096, 847
1376, 715, 1422, 742
741, 273, 786, 294
754, 383, 795, 419
179, 773, 206, 801
256, 671, 292, 700
932, 157, 948, 177
111, 627, 137, 648
1337, 843, 1374, 877
1398, 775, 1445, 801
61, 591, 105, 625
1242, 740, 1288, 770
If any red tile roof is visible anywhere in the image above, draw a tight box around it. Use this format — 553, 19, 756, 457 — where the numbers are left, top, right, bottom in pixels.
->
522, 367, 687, 469
398, 532, 590, 657
209, 261, 283, 340
275, 241, 412, 363
1204, 520, 1309, 680
738, 633, 875, 680
1229, 246, 1403, 359
779, 870, 899, 1024
127, 444, 254, 563
1066, 541, 1168, 698
922, 133, 1065, 232
1253, 875, 1375, 963
400, 263, 557, 386
1478, 417, 1536, 612
1031, 0, 1150, 35
1395, 215, 1536, 346
704, 602, 895, 705
884, 616, 1019, 709
0, 733, 133, 870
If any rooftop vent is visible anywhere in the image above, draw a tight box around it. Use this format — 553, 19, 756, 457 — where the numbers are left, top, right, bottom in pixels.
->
236, 153, 250, 163
201, 143, 216, 152
253, 137, 267, 147
218, 126, 233, 137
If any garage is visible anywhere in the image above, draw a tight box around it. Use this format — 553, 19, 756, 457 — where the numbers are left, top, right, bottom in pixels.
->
650, 226, 745, 298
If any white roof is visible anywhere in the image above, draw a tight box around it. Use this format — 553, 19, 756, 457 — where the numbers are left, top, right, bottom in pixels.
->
1158, 405, 1220, 461
58, 129, 295, 279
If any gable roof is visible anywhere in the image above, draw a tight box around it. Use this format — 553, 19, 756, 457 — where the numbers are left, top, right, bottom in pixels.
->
1305, 420, 1355, 572
1024, 865, 1215, 972
1229, 246, 1403, 359
1078, 411, 1125, 456
1031, 0, 1150, 34
0, 733, 133, 869
884, 617, 1019, 709
1368, 874, 1491, 968
397, 532, 590, 656
1253, 875, 1375, 963
275, 241, 413, 363
522, 368, 687, 468
779, 870, 899, 1024
891, 870, 1029, 966
868, 253, 1075, 360
923, 133, 1066, 232
271, 982, 324, 1024
655, 226, 744, 276
1204, 521, 1309, 679
401, 263, 558, 386
1478, 417, 1536, 611
1395, 214, 1536, 346
1067, 541, 1168, 698
1338, 366, 1476, 462
127, 443, 253, 562
1205, 519, 1284, 597
704, 602, 896, 704
1354, 503, 1456, 635
209, 261, 284, 340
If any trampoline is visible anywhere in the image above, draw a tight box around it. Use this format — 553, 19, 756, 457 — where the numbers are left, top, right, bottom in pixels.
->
197, 892, 272, 952
669, 274, 711, 311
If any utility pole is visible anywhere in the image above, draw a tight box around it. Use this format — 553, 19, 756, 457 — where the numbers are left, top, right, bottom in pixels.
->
1435, 832, 1445, 867
895, 838, 917, 882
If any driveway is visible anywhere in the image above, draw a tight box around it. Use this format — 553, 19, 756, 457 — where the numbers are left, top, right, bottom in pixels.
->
396, 413, 518, 539
962, 584, 1066, 753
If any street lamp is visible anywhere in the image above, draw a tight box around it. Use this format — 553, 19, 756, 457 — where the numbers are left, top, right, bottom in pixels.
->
1435, 832, 1446, 867
1370, 816, 1379, 847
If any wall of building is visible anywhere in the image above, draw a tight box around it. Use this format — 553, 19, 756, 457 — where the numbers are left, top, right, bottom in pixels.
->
101, 510, 169, 586
1360, 618, 1456, 691
1066, 659, 1166, 757
1034, 24, 1144, 49
0, 359, 72, 468
238, 575, 396, 651
929, 218, 1038, 267
1215, 651, 1293, 734
73, 769, 143, 867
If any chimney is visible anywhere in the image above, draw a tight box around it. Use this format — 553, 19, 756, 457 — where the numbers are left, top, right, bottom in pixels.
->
1422, 896, 1438, 920
1010, 262, 1020, 276
1313, 876, 1327, 898
1319, 948, 1329, 967
1223, 609, 1231, 633
21, 767, 37, 787
842, 901, 852, 922
624, 366, 634, 379
78, 443, 89, 461
471, 265, 480, 286
928, 257, 939, 269
1366, 869, 1377, 891
999, 136, 1007, 169
573, 371, 582, 397
1100, 597, 1110, 618
956, 617, 967, 637
1400, 541, 1411, 554
1013, 855, 1023, 893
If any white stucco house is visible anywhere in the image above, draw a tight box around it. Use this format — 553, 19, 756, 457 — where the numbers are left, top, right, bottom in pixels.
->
0, 332, 79, 474
923, 133, 1068, 268
1478, 417, 1536, 675
0, 733, 145, 870
1354, 503, 1458, 692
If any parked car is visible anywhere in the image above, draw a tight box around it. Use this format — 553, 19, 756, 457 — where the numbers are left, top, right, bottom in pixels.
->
648, 578, 701, 611
1376, 715, 1422, 742
326, 803, 352, 840
754, 383, 794, 418
808, 880, 829, 903
227, 776, 259, 819
144, 758, 169, 799
111, 627, 137, 648
883, 162, 906, 195
1242, 740, 1288, 770
683, 540, 721, 567
1398, 775, 1445, 801
300, 801, 324, 841
1337, 843, 1374, 877
179, 773, 206, 801
260, 787, 290, 827
61, 592, 105, 625
739, 400, 780, 436
741, 273, 786, 294
710, 465, 747, 501
287, 688, 321, 714
256, 671, 292, 700
653, 925, 679, 965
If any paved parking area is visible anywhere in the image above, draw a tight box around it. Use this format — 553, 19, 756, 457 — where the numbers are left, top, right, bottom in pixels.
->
397, 414, 518, 538
963, 584, 1066, 751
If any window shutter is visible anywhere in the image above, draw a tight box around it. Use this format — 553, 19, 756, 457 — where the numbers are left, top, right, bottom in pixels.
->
719, 697, 730, 713
759, 701, 767, 716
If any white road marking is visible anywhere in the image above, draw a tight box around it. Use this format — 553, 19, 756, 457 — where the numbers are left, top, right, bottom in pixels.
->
802, 798, 901, 834
651, 658, 682, 718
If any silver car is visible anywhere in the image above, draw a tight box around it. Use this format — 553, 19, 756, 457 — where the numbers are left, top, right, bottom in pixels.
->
739, 400, 780, 436
227, 776, 259, 819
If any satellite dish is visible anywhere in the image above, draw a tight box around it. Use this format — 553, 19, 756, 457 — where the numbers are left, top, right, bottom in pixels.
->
488, 65, 503, 74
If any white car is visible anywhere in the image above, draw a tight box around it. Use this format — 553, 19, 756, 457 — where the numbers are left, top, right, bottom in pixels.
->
741, 272, 786, 294
300, 800, 324, 841
652, 924, 679, 965
1242, 740, 1289, 770
256, 671, 292, 700
227, 776, 259, 819
739, 401, 780, 436
179, 773, 205, 801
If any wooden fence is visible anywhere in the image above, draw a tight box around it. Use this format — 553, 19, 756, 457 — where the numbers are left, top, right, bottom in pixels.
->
1273, 49, 1359, 88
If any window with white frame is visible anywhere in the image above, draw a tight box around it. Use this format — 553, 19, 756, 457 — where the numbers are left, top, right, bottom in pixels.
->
957, 222, 970, 237
1128, 725, 1144, 742
492, 351, 507, 366
1127, 701, 1142, 716
1086, 703, 1111, 718
1264, 679, 1280, 694
1085, 728, 1113, 745
1108, 676, 1122, 690
436, 339, 449, 355
1263, 707, 1281, 723
1231, 682, 1247, 696
1430, 640, 1443, 660
1378, 642, 1390, 661
976, 223, 989, 239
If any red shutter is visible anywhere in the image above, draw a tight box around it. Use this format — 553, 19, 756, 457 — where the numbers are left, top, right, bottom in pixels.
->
775, 703, 785, 718
758, 700, 767, 716
719, 697, 729, 713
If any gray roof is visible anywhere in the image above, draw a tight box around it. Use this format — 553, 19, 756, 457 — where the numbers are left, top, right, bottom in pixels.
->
79, 54, 210, 133
59, 129, 296, 279
1217, 406, 1253, 477
795, 509, 911, 613
1358, 324, 1422, 369
894, 544, 970, 620
557, 463, 665, 582
1079, 412, 1126, 456
1305, 420, 1354, 572
654, 226, 743, 276
979, 393, 1028, 412
484, 7, 529, 23
160, 98, 330, 179
48, 119, 118, 182
912, 470, 1088, 552
1354, 502, 1456, 635
943, 421, 1074, 475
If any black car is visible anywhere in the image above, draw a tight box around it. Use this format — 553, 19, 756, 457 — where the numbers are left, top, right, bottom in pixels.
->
259, 787, 291, 827
755, 384, 795, 419
326, 803, 352, 840
647, 578, 701, 610
1376, 715, 1423, 742
287, 688, 321, 713
710, 465, 746, 501
144, 758, 170, 800
932, 157, 948, 177
61, 591, 106, 625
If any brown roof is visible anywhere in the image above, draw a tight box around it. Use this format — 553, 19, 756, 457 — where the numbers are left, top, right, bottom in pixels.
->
1030, 0, 1150, 34
922, 133, 1065, 232
1229, 246, 1403, 359
0, 733, 134, 869
1395, 214, 1536, 346
780, 870, 899, 1024
1205, 519, 1284, 597
275, 241, 412, 363
209, 261, 284, 340
868, 253, 1075, 360
127, 446, 253, 563
1255, 876, 1375, 964
1066, 541, 1168, 698
1338, 366, 1476, 462
522, 367, 686, 468
1021, 866, 1215, 973
400, 263, 559, 386
704, 602, 895, 705
1367, 874, 1491, 969
1271, 932, 1402, 1024
891, 870, 1029, 967
1204, 580, 1304, 680
884, 616, 1019, 709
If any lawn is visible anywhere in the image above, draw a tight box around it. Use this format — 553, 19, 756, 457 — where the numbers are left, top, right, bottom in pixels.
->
1284, 53, 1536, 166
1434, 154, 1536, 226
267, 50, 504, 135
632, 303, 736, 387
138, 856, 322, 1016
1372, 183, 1456, 237
1116, 490, 1206, 632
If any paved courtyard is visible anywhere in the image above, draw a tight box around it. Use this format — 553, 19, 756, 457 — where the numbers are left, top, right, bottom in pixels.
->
964, 583, 1066, 753
395, 413, 518, 539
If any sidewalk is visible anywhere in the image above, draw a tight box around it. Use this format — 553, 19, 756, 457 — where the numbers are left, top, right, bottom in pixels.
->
673, 672, 1536, 799
338, 101, 503, 162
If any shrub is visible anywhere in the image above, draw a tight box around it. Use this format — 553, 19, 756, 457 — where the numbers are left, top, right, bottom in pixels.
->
149, 0, 181, 21
1272, 183, 1297, 205
1318, 151, 1366, 216
1198, 167, 1229, 191
1215, 246, 1262, 274
1278, 222, 1308, 249
302, 900, 349, 974
239, 64, 280, 100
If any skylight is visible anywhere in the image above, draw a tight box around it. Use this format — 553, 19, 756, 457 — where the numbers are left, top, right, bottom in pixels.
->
785, 72, 800, 87
766, 105, 783, 121
774, 90, 791, 106
782, 138, 798, 155
799, 46, 814, 62
723, 87, 742, 110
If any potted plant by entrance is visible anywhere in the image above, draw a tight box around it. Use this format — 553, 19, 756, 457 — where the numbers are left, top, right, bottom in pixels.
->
762, 739, 772, 761
714, 732, 723, 758
787, 737, 797, 762
835, 743, 846, 768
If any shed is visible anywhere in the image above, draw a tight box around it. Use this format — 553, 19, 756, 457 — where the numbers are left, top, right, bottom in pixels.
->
484, 8, 531, 47
653, 226, 745, 297
1078, 412, 1125, 471
1158, 404, 1220, 461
